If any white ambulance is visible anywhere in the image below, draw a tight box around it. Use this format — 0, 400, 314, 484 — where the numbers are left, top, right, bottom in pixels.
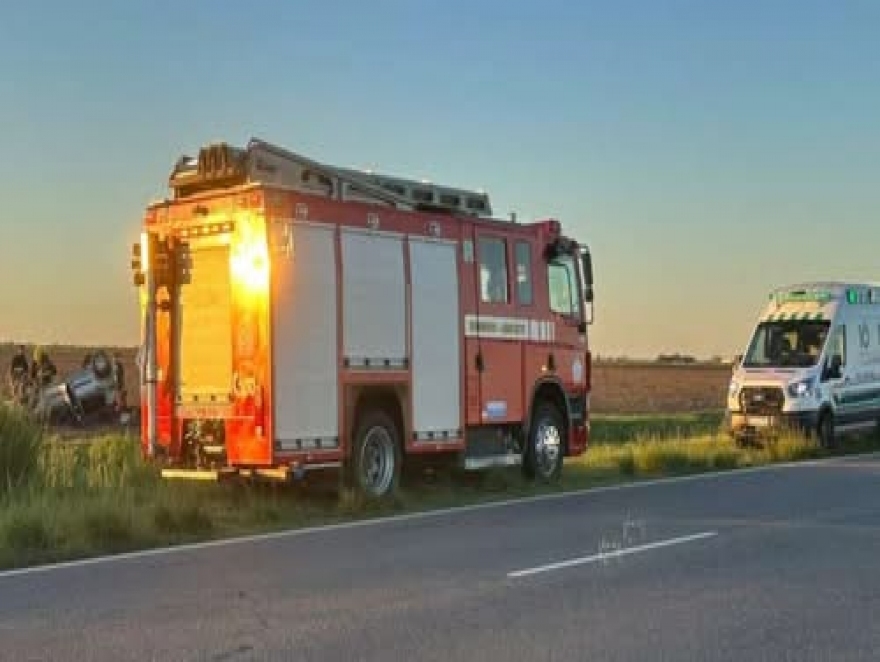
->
726, 282, 880, 447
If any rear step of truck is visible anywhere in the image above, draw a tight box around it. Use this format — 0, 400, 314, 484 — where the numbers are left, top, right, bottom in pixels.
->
160, 467, 239, 481
160, 467, 291, 482
464, 453, 522, 471
160, 462, 342, 482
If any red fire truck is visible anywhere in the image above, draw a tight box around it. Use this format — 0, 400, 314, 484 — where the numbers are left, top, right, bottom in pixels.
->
130, 138, 595, 498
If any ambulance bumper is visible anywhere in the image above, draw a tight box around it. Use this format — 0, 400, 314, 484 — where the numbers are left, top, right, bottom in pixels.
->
725, 409, 820, 441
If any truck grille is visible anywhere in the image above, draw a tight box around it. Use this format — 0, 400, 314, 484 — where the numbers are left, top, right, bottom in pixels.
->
739, 386, 784, 415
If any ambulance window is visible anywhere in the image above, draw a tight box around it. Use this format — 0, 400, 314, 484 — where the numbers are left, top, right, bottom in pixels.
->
478, 237, 509, 304
514, 241, 533, 306
548, 255, 580, 317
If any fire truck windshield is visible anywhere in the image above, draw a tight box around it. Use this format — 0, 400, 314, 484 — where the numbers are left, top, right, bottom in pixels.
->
548, 253, 582, 319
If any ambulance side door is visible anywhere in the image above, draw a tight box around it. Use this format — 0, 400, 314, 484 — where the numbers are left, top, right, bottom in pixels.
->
841, 311, 880, 425
823, 322, 851, 421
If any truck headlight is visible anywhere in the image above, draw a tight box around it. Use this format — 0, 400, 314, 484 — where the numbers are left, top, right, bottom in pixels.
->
727, 379, 740, 411
787, 376, 817, 399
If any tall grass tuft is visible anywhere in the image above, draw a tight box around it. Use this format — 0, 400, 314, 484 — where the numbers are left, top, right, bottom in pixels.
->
39, 433, 157, 493
573, 426, 826, 481
85, 434, 157, 491
0, 403, 45, 495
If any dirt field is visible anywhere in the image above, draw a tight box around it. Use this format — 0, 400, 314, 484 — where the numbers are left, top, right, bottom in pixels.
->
590, 361, 731, 414
0, 344, 731, 415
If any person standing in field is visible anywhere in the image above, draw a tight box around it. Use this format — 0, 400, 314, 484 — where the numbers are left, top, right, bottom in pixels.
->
7, 345, 30, 403
30, 346, 57, 389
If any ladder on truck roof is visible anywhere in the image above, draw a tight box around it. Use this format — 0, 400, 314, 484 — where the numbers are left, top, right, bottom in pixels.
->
168, 137, 494, 218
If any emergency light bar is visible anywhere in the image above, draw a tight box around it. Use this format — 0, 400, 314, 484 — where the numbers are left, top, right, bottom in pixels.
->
772, 288, 834, 305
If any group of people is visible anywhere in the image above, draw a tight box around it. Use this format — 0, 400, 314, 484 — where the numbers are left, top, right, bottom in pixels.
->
6, 345, 58, 405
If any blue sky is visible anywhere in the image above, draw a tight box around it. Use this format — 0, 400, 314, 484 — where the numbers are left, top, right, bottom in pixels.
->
1, 1, 877, 358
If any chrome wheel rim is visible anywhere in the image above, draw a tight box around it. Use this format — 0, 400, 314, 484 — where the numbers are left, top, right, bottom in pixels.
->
359, 426, 395, 496
535, 419, 562, 478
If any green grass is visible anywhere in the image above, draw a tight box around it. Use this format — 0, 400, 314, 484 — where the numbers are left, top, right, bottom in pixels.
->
0, 402, 44, 495
0, 404, 878, 571
589, 411, 725, 444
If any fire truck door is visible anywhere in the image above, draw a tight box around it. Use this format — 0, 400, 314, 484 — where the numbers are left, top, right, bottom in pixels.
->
546, 249, 589, 402
469, 230, 524, 425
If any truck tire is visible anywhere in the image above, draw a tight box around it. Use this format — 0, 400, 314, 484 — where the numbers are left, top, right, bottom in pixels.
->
350, 408, 401, 500
523, 401, 564, 482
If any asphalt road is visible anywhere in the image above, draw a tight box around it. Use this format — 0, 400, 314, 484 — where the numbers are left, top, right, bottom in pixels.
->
2, 454, 880, 661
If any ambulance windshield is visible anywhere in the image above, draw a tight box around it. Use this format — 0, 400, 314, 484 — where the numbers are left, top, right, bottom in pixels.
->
742, 320, 831, 368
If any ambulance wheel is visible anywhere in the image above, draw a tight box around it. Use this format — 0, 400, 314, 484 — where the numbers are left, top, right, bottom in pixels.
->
350, 409, 401, 500
523, 401, 564, 482
818, 411, 835, 450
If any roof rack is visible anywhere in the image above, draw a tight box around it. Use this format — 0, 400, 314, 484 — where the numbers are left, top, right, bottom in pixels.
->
168, 137, 493, 217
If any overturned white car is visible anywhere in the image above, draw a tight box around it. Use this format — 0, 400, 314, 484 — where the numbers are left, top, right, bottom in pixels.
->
32, 350, 122, 425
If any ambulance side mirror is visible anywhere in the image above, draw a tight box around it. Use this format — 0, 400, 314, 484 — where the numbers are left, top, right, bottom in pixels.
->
823, 354, 842, 381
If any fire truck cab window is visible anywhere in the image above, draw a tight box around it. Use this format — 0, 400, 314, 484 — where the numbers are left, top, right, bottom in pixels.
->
478, 237, 509, 304
514, 240, 533, 306
548, 255, 580, 317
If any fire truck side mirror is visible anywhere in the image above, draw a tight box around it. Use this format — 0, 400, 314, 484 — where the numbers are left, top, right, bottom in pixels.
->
580, 247, 594, 303
131, 242, 145, 287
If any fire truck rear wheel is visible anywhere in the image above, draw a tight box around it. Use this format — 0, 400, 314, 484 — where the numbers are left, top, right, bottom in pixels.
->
523, 401, 565, 482
351, 409, 401, 500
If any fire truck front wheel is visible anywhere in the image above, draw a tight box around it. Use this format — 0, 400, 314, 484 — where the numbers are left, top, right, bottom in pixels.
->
523, 401, 565, 482
349, 409, 402, 500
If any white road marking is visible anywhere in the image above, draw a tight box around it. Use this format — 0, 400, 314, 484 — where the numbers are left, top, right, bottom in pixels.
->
508, 531, 719, 578
0, 451, 873, 582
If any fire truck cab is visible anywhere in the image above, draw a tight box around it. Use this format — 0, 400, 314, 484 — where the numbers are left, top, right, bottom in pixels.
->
131, 138, 595, 498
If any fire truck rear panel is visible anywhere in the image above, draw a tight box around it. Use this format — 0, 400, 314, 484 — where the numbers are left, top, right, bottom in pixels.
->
174, 237, 234, 410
